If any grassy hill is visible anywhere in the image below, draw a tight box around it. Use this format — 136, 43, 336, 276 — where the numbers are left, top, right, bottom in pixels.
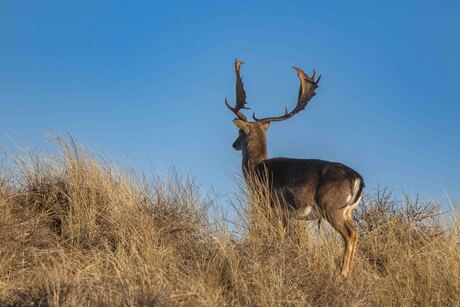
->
0, 138, 458, 306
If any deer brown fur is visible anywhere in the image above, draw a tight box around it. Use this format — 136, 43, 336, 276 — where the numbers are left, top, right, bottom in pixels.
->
226, 59, 364, 277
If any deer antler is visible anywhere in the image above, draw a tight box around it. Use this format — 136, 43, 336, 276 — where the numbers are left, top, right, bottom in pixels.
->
225, 59, 249, 122
252, 66, 321, 124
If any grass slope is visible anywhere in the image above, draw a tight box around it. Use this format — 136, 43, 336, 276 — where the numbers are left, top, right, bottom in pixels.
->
0, 139, 458, 306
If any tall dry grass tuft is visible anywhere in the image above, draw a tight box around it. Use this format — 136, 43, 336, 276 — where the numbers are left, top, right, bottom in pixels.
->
0, 138, 459, 306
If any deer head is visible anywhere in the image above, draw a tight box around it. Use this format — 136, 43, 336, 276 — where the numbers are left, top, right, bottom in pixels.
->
225, 59, 321, 165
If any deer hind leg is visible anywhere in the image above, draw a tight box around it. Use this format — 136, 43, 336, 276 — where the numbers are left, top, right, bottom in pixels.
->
346, 219, 358, 265
344, 200, 359, 268
344, 218, 358, 275
326, 213, 357, 277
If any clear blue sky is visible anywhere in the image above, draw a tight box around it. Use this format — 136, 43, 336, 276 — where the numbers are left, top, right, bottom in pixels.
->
1, 1, 459, 201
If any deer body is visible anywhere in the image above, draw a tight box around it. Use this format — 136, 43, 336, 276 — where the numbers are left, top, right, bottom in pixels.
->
256, 158, 364, 218
258, 156, 364, 277
225, 60, 364, 277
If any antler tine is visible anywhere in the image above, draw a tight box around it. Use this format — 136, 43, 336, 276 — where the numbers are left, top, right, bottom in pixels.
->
224, 59, 249, 122
253, 66, 320, 124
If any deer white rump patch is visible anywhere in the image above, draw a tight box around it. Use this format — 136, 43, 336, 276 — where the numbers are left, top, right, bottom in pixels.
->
346, 195, 352, 203
343, 178, 362, 219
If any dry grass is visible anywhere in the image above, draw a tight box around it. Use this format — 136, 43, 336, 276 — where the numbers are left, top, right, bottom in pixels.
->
0, 138, 459, 306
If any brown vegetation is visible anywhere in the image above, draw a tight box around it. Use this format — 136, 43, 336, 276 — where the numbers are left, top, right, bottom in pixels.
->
0, 139, 459, 306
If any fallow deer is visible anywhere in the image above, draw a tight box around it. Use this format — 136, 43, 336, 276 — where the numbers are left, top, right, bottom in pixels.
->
225, 59, 364, 277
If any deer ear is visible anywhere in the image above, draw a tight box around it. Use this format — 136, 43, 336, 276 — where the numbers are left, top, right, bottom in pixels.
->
262, 122, 270, 131
232, 119, 247, 129
232, 119, 250, 133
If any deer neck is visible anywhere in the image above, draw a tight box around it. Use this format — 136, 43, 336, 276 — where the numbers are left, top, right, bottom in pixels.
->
242, 135, 267, 172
